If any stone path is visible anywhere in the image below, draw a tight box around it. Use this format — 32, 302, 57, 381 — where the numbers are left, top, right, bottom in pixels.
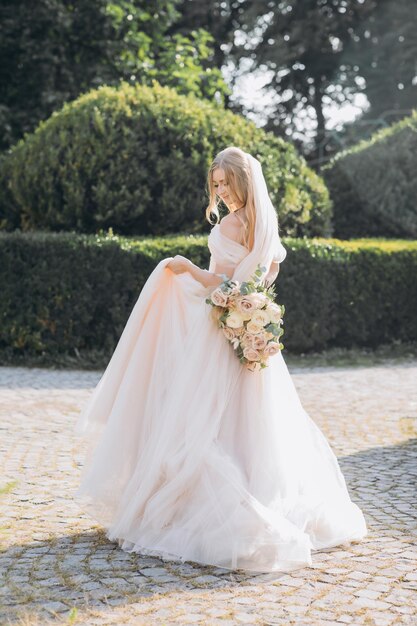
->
1, 361, 416, 625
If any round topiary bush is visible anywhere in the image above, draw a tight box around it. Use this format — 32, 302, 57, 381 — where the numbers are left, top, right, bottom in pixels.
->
0, 81, 331, 237
322, 111, 417, 239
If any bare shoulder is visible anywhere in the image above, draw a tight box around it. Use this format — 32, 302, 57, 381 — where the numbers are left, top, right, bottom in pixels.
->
219, 212, 244, 244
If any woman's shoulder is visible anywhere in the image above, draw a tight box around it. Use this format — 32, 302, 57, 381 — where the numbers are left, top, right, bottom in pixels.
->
219, 212, 246, 245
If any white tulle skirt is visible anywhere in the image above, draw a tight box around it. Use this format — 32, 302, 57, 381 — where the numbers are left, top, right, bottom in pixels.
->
73, 258, 367, 573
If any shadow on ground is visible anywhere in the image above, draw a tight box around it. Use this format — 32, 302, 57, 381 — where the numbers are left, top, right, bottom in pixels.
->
1, 438, 416, 624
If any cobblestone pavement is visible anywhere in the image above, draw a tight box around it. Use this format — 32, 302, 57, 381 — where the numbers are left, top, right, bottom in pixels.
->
1, 361, 416, 626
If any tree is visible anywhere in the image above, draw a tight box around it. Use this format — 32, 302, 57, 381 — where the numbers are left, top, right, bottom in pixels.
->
168, 0, 253, 108
0, 0, 114, 148
0, 0, 228, 149
232, 0, 377, 158
306, 0, 417, 163
106, 1, 227, 100
348, 0, 417, 118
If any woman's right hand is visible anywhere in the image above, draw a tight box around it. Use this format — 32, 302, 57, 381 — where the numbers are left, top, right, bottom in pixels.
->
166, 255, 191, 275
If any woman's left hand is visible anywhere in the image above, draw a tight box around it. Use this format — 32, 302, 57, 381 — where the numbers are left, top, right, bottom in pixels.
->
166, 255, 191, 275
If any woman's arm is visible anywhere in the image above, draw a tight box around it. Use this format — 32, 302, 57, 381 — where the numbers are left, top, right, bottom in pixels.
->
167, 255, 228, 288
264, 259, 280, 287
186, 261, 229, 289
188, 258, 280, 289
169, 253, 280, 289
168, 217, 243, 288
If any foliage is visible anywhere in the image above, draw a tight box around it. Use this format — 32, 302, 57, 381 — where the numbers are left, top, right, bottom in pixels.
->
0, 0, 227, 150
218, 0, 377, 155
1, 231, 416, 358
168, 0, 247, 106
322, 111, 417, 239
174, 1, 417, 160
0, 81, 331, 237
323, 0, 417, 160
3, 0, 416, 160
346, 0, 417, 120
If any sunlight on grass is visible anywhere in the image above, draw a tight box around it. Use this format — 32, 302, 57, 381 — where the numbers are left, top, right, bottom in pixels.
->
0, 480, 18, 495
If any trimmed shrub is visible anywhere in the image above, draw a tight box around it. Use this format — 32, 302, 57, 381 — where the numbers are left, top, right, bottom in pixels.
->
0, 82, 331, 237
1, 231, 416, 358
323, 111, 417, 239
280, 238, 417, 351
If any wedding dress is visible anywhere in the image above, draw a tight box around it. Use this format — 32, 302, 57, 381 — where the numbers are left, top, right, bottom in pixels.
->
73, 154, 367, 573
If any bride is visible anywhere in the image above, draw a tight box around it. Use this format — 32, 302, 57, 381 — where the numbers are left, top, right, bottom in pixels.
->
73, 146, 367, 573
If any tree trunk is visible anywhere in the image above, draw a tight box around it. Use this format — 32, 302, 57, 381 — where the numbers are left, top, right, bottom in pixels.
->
313, 77, 326, 165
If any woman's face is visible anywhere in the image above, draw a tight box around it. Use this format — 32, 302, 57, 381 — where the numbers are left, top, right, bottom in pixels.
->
212, 167, 242, 211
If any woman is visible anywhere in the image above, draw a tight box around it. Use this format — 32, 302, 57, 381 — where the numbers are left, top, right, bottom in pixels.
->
74, 147, 367, 573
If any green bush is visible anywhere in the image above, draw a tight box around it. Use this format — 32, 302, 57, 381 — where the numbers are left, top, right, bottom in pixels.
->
0, 82, 331, 237
1, 231, 416, 358
323, 111, 417, 239
280, 238, 417, 351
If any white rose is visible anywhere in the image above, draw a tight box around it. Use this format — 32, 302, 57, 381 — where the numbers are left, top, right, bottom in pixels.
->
251, 309, 270, 328
226, 310, 244, 328
251, 293, 270, 309
267, 303, 283, 324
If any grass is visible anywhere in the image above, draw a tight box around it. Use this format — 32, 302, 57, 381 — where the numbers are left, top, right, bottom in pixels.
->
308, 237, 417, 252
0, 480, 19, 496
284, 340, 417, 370
0, 340, 415, 372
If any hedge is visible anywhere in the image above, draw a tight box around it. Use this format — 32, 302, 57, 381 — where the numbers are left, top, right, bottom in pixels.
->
0, 81, 331, 238
1, 230, 416, 358
323, 110, 417, 239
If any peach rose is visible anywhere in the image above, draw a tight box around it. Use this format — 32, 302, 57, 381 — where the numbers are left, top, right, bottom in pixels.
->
222, 326, 236, 341
211, 288, 229, 307
233, 325, 245, 337
246, 320, 264, 335
247, 361, 262, 373
251, 332, 268, 352
263, 341, 282, 357
225, 310, 244, 328
235, 296, 257, 319
243, 346, 261, 362
239, 332, 253, 348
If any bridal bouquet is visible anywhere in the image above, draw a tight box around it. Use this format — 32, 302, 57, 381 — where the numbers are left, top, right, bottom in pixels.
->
205, 264, 285, 373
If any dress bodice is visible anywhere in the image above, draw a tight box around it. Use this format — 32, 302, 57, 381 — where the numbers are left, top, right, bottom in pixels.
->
207, 222, 287, 274
207, 223, 249, 273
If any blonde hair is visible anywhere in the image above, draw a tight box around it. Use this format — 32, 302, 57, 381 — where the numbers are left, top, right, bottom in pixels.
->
205, 146, 256, 251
